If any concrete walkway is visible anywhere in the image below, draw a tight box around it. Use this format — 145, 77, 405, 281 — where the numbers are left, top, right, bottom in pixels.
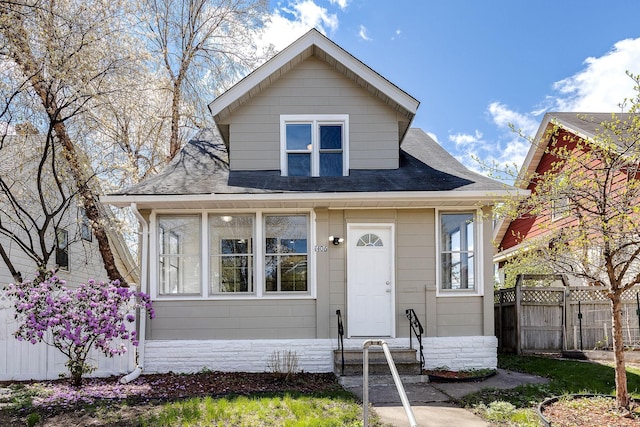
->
339, 369, 548, 427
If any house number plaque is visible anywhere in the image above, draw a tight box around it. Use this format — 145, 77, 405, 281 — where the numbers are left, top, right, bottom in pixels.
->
314, 245, 328, 252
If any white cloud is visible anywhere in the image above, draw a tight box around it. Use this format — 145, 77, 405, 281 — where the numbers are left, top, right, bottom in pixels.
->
551, 38, 640, 112
487, 102, 539, 136
449, 130, 482, 147
446, 37, 640, 180
258, 1, 339, 51
358, 25, 371, 41
446, 104, 534, 179
329, 0, 349, 10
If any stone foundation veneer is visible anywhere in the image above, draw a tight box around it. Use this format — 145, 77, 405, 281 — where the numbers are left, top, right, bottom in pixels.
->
422, 336, 497, 371
143, 339, 336, 374
142, 336, 497, 374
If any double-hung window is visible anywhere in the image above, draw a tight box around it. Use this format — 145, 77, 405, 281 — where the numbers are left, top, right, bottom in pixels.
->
439, 212, 475, 291
80, 208, 92, 241
280, 115, 348, 176
158, 215, 201, 295
56, 228, 69, 271
264, 215, 309, 292
209, 215, 254, 294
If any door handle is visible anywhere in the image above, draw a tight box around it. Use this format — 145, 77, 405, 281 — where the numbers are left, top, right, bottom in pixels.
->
386, 281, 391, 286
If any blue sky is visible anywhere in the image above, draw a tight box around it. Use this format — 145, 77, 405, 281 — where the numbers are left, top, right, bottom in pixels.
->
261, 0, 640, 179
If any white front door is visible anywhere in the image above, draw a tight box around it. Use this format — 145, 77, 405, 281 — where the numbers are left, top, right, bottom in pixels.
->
347, 224, 394, 337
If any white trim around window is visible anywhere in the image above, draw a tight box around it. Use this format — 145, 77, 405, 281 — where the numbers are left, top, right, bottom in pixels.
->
149, 209, 316, 301
435, 208, 484, 297
280, 114, 349, 177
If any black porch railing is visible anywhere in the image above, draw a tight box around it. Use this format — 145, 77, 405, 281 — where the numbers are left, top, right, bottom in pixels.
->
405, 309, 424, 371
336, 309, 345, 375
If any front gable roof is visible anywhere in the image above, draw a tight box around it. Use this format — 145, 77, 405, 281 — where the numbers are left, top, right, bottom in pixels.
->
208, 28, 420, 144
494, 112, 637, 257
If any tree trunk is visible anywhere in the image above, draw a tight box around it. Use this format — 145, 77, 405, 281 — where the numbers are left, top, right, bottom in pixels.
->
52, 122, 127, 285
610, 293, 630, 409
0, 244, 23, 283
168, 81, 183, 161
4, 10, 126, 285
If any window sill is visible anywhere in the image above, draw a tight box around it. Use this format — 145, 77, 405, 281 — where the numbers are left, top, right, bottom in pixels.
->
436, 289, 482, 298
153, 294, 315, 301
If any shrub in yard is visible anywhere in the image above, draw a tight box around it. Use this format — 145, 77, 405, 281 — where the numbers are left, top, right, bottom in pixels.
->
266, 350, 299, 381
8, 274, 154, 386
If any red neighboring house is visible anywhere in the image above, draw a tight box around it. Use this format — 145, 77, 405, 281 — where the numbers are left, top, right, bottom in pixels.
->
493, 112, 637, 284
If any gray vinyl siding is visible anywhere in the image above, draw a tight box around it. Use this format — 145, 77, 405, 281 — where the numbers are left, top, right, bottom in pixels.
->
223, 57, 400, 171
335, 209, 485, 338
328, 210, 346, 339
434, 297, 483, 336
395, 210, 434, 337
146, 300, 316, 340
146, 207, 490, 341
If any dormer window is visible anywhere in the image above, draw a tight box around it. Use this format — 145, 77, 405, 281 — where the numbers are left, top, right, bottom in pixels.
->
280, 114, 349, 176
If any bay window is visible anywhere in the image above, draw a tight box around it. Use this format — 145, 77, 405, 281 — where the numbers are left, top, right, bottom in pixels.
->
156, 212, 310, 298
439, 212, 475, 291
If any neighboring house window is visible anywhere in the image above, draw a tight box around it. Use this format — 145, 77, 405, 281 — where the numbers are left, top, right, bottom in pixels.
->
439, 212, 475, 291
551, 176, 569, 221
551, 196, 569, 221
56, 228, 69, 271
209, 215, 254, 293
80, 208, 92, 241
265, 214, 308, 292
158, 215, 201, 295
280, 115, 348, 177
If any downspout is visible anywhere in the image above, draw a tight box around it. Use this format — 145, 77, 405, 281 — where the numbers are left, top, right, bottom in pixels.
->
120, 202, 148, 384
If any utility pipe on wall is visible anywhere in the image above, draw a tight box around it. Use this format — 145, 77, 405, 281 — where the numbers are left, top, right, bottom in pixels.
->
120, 203, 149, 384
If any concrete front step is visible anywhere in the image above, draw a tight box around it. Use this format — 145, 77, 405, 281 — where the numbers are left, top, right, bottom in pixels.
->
338, 374, 430, 388
334, 348, 418, 363
334, 348, 422, 376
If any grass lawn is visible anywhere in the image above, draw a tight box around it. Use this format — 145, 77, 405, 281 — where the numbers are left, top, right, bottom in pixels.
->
5, 355, 639, 426
138, 391, 380, 427
1, 383, 388, 427
462, 354, 640, 426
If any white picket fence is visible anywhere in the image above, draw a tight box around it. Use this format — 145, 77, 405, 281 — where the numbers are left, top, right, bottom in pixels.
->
0, 288, 136, 381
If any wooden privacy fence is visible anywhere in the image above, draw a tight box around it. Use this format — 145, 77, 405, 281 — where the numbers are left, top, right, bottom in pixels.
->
494, 275, 640, 353
0, 287, 136, 381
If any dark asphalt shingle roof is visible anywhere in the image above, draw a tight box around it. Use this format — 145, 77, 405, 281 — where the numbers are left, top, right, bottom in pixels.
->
115, 128, 507, 196
550, 112, 637, 146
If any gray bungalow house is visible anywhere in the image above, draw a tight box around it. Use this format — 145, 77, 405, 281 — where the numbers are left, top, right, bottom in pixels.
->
103, 29, 515, 374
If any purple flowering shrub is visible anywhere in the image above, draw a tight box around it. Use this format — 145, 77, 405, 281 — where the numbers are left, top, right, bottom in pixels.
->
8, 275, 154, 386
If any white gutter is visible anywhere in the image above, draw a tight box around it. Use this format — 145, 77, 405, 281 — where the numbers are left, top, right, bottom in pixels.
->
102, 189, 528, 208
120, 202, 148, 384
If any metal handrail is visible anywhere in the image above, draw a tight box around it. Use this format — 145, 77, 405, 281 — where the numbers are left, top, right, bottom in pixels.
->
336, 309, 344, 375
405, 309, 425, 371
362, 339, 417, 427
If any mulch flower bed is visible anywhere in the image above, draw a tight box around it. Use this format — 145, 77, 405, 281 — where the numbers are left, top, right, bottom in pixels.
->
0, 371, 343, 426
424, 368, 497, 383
540, 395, 640, 426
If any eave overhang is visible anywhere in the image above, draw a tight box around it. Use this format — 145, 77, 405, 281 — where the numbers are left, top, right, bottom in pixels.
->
102, 189, 526, 211
207, 29, 420, 144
